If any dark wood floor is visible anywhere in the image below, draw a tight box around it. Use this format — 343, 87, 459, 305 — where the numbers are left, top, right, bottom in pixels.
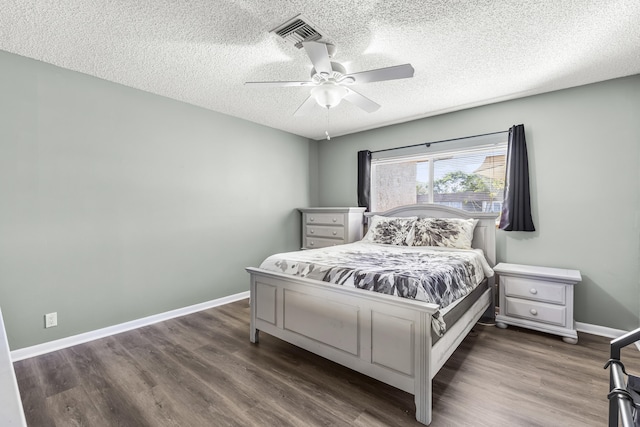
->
14, 299, 640, 426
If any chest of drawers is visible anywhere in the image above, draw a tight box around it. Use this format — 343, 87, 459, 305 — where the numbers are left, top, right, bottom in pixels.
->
298, 207, 365, 250
494, 263, 581, 344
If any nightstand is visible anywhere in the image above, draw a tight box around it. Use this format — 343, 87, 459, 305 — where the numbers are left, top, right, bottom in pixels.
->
298, 207, 365, 249
494, 263, 581, 344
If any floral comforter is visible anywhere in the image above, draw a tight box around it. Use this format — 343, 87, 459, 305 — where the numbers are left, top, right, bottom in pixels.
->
259, 242, 493, 336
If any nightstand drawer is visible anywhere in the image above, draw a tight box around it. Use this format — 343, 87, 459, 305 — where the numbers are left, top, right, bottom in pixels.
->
305, 213, 345, 226
304, 237, 345, 249
306, 225, 345, 239
504, 297, 566, 327
503, 276, 565, 304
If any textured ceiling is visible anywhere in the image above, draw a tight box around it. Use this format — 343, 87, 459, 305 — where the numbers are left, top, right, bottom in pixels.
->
2, 0, 640, 140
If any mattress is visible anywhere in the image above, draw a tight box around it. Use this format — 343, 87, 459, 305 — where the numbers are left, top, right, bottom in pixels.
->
432, 278, 489, 344
259, 241, 493, 336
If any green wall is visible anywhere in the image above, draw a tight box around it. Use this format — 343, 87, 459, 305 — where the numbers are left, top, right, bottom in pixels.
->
0, 50, 314, 350
316, 75, 640, 331
2, 46, 638, 349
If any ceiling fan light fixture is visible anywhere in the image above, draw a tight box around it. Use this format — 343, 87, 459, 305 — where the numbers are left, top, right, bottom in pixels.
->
311, 83, 349, 109
245, 40, 413, 116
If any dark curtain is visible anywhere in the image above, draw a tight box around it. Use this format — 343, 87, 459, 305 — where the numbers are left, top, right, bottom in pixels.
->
357, 150, 372, 211
499, 124, 535, 231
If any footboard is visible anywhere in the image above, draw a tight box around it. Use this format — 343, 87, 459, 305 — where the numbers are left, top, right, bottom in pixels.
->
247, 267, 443, 424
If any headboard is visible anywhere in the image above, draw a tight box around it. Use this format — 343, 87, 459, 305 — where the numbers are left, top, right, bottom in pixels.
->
364, 204, 498, 267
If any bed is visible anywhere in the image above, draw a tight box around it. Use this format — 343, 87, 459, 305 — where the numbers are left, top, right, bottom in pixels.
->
246, 204, 497, 425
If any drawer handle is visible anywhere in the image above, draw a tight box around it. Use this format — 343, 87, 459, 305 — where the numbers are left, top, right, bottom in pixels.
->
332, 231, 337, 235
309, 241, 314, 246
332, 218, 337, 222
530, 288, 537, 295
310, 230, 315, 234
530, 309, 538, 316
310, 217, 315, 222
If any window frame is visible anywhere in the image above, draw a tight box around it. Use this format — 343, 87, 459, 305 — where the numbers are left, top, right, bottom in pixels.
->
370, 141, 508, 213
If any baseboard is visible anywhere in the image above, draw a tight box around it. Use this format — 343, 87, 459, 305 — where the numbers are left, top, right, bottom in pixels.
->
575, 322, 640, 351
10, 299, 637, 362
11, 291, 250, 362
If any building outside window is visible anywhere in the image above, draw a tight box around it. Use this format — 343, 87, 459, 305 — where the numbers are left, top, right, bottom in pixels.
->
371, 139, 507, 215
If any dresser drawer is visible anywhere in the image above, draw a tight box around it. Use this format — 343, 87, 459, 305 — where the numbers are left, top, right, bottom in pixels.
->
306, 225, 345, 239
504, 297, 566, 327
304, 237, 346, 249
299, 207, 364, 251
305, 213, 345, 226
503, 276, 565, 305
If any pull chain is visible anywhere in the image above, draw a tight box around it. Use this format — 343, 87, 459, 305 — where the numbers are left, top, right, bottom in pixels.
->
325, 107, 331, 140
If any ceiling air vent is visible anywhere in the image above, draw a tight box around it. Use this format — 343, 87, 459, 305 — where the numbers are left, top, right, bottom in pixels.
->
270, 15, 324, 49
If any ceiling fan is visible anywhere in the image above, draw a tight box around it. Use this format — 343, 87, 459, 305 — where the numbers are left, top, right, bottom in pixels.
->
245, 41, 415, 116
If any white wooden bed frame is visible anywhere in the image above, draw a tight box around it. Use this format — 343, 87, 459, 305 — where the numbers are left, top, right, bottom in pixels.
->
246, 204, 497, 425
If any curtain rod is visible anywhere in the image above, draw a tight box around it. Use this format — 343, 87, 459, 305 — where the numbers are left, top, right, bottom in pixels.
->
370, 129, 509, 154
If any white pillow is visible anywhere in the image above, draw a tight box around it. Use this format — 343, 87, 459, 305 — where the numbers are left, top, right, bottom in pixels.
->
362, 216, 417, 246
412, 218, 478, 249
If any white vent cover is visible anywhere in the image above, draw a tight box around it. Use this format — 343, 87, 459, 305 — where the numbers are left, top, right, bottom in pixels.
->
270, 15, 324, 49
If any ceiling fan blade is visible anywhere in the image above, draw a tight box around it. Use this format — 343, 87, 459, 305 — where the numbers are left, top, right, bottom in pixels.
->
302, 41, 332, 75
244, 81, 315, 87
343, 64, 414, 84
293, 95, 318, 116
344, 89, 381, 113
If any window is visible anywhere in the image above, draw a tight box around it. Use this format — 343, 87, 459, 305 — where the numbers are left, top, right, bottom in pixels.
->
370, 138, 507, 214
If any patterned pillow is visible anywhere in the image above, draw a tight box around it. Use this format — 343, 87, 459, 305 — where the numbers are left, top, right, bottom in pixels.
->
362, 216, 417, 246
412, 218, 478, 249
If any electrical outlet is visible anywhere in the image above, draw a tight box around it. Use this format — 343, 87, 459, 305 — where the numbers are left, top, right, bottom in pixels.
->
44, 312, 57, 328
